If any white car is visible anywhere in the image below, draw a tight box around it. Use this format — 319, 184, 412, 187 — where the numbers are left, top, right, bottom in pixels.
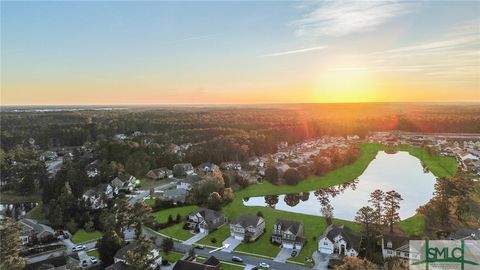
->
259, 262, 270, 268
90, 257, 97, 264
72, 245, 86, 252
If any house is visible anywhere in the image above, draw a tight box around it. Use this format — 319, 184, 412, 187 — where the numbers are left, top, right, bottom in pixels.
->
229, 215, 265, 242
147, 167, 173, 179
220, 162, 242, 171
161, 188, 189, 203
82, 184, 117, 209
318, 224, 360, 257
173, 163, 195, 176
176, 179, 193, 191
196, 163, 220, 174
85, 160, 100, 178
19, 218, 55, 244
172, 256, 220, 270
381, 235, 411, 260
111, 174, 136, 192
187, 208, 226, 233
39, 151, 58, 161
271, 219, 305, 249
105, 261, 134, 270
113, 242, 162, 268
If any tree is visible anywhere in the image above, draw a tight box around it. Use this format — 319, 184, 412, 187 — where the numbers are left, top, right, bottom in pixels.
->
0, 218, 25, 270
369, 189, 385, 227
125, 236, 155, 270
335, 256, 378, 270
161, 237, 174, 254
96, 228, 123, 266
207, 192, 223, 211
383, 190, 403, 233
222, 187, 234, 202
321, 204, 334, 226
264, 167, 279, 184
355, 206, 379, 261
131, 201, 152, 238
314, 156, 332, 176
256, 211, 264, 218
284, 168, 301, 185
125, 151, 152, 177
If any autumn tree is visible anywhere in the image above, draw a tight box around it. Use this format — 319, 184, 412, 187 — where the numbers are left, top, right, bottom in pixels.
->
284, 168, 301, 185
222, 187, 234, 202
383, 190, 402, 233
207, 192, 223, 211
321, 204, 334, 226
131, 201, 152, 238
335, 256, 378, 270
265, 167, 279, 184
0, 218, 25, 270
125, 236, 155, 270
314, 156, 332, 176
96, 228, 124, 266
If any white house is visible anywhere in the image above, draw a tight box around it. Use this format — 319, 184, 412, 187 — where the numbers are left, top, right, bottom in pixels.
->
318, 224, 360, 257
230, 215, 265, 242
114, 243, 162, 268
381, 235, 411, 260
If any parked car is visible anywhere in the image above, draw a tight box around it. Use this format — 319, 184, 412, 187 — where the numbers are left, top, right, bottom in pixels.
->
259, 262, 270, 268
90, 257, 97, 264
72, 245, 86, 252
291, 250, 298, 257
232, 256, 243, 263
194, 245, 205, 249
81, 260, 88, 267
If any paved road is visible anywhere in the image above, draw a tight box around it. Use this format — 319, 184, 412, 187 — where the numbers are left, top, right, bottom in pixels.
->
142, 229, 311, 270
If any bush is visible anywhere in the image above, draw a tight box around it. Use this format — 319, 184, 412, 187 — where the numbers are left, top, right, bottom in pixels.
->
284, 168, 301, 185
84, 221, 95, 233
66, 220, 79, 233
211, 238, 217, 244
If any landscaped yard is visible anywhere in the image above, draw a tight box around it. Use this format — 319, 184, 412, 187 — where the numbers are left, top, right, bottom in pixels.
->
159, 222, 194, 241
152, 205, 197, 223
151, 143, 457, 265
71, 229, 102, 244
161, 251, 185, 263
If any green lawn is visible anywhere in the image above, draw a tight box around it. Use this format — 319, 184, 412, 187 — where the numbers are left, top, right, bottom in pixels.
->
152, 205, 197, 223
161, 251, 185, 263
399, 214, 425, 236
25, 203, 51, 225
153, 143, 456, 265
220, 263, 244, 270
197, 224, 231, 247
71, 229, 103, 244
159, 222, 194, 241
86, 250, 99, 258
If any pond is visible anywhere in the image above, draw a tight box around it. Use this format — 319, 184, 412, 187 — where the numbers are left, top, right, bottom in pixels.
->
243, 151, 436, 221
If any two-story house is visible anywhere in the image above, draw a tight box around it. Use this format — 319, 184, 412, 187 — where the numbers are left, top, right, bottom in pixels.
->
318, 224, 360, 257
19, 218, 55, 244
173, 163, 195, 177
147, 167, 173, 179
187, 208, 226, 234
230, 215, 265, 242
82, 183, 117, 209
381, 235, 411, 260
196, 163, 220, 174
113, 242, 162, 268
271, 219, 305, 249
111, 174, 136, 192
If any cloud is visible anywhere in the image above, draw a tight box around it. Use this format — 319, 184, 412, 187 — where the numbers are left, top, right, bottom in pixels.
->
292, 1, 416, 37
260, 45, 327, 57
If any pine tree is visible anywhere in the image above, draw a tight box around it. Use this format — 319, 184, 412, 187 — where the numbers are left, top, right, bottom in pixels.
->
125, 236, 155, 270
369, 189, 385, 227
0, 218, 26, 270
383, 190, 403, 233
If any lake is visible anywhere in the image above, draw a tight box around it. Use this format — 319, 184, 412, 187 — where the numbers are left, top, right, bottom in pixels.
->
243, 151, 436, 221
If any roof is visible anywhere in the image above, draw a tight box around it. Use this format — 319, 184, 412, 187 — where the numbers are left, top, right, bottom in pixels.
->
173, 257, 220, 270
321, 224, 361, 251
230, 215, 263, 228
19, 218, 54, 235
111, 177, 125, 188
164, 188, 188, 197
274, 219, 303, 235
383, 234, 411, 250
204, 256, 220, 266
114, 243, 138, 260
105, 261, 135, 270
450, 228, 480, 240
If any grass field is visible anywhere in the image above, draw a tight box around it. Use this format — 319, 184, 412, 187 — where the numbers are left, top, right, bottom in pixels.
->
399, 214, 425, 236
152, 205, 197, 223
161, 251, 185, 263
152, 143, 456, 265
86, 250, 99, 258
197, 224, 231, 247
71, 229, 102, 244
159, 222, 194, 241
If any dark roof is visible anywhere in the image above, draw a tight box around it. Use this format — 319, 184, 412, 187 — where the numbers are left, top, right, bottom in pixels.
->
383, 234, 411, 250
323, 224, 361, 251
24, 255, 67, 270
274, 219, 303, 235
204, 256, 220, 266
172, 260, 217, 270
105, 261, 135, 270
114, 243, 138, 260
230, 215, 263, 228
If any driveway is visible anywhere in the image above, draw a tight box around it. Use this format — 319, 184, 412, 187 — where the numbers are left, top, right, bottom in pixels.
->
312, 251, 331, 270
274, 247, 292, 263
244, 265, 256, 270
221, 237, 242, 253
182, 232, 207, 245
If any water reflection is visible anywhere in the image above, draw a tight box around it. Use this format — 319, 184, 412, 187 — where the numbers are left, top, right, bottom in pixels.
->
243, 151, 437, 220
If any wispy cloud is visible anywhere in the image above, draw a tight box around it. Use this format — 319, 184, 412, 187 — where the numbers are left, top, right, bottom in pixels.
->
292, 1, 417, 37
260, 45, 327, 57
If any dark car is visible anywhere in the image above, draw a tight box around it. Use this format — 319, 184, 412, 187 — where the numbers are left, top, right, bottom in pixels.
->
291, 250, 298, 257
232, 256, 243, 263
194, 245, 205, 249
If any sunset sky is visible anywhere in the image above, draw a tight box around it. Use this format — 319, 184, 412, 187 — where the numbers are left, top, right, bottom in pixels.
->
1, 1, 479, 105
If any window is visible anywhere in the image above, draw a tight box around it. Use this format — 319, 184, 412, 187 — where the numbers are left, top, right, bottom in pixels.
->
387, 241, 392, 249
324, 241, 329, 246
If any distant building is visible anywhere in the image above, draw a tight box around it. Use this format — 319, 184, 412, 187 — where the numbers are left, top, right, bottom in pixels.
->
229, 215, 265, 242
147, 167, 173, 179
381, 235, 411, 260
173, 163, 195, 177
196, 163, 220, 174
111, 174, 136, 192
113, 243, 162, 268
82, 184, 117, 209
220, 162, 242, 171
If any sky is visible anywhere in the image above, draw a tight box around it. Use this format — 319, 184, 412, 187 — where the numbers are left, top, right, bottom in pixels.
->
1, 1, 479, 105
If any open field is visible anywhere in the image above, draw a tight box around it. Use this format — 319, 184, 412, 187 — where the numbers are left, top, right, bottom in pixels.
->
159, 222, 195, 241
152, 143, 457, 265
152, 205, 197, 223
